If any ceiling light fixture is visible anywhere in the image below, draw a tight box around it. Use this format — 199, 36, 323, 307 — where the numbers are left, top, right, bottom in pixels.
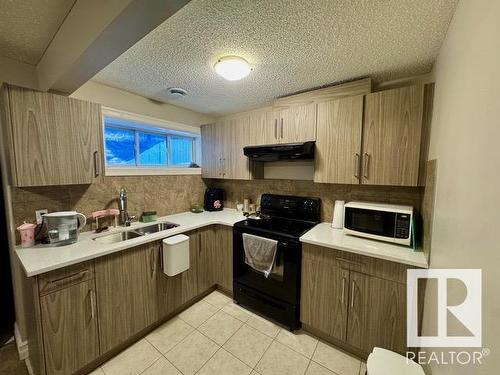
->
214, 56, 251, 81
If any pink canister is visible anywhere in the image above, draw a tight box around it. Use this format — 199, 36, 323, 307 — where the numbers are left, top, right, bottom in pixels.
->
17, 222, 37, 248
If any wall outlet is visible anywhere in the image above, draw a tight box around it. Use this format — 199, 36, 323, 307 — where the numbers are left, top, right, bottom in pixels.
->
35, 209, 48, 224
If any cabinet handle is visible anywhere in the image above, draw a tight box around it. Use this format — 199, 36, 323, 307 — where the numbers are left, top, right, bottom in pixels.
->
150, 247, 156, 275
350, 280, 356, 307
93, 151, 100, 177
159, 243, 164, 271
223, 158, 226, 176
88, 289, 95, 320
354, 153, 360, 179
341, 277, 346, 304
363, 153, 370, 179
274, 119, 278, 140
280, 118, 283, 139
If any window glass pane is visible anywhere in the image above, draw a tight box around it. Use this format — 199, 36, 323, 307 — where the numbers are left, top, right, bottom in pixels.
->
139, 132, 167, 165
170, 136, 193, 166
104, 127, 136, 165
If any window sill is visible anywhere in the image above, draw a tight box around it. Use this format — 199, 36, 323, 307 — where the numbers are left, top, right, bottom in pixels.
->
105, 167, 202, 176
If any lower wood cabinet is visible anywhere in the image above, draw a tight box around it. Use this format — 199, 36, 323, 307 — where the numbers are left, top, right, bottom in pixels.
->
301, 243, 412, 355
31, 225, 234, 375
39, 279, 99, 375
94, 242, 159, 353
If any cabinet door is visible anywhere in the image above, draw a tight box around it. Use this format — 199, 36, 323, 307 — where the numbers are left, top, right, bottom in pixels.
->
346, 272, 407, 354
95, 242, 159, 353
7, 86, 102, 186
214, 226, 233, 292
40, 280, 99, 375
182, 230, 200, 302
300, 246, 348, 341
248, 108, 277, 145
197, 227, 216, 292
201, 124, 220, 178
314, 95, 364, 184
278, 103, 316, 143
362, 85, 424, 186
224, 115, 252, 180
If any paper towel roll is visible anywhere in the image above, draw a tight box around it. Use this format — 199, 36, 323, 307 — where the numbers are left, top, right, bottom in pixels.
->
332, 200, 345, 229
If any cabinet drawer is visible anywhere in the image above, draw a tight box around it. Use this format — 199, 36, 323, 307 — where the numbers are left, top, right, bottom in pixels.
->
38, 262, 94, 296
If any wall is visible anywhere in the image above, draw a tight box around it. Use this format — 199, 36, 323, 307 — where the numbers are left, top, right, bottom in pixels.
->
205, 178, 423, 223
421, 0, 500, 373
71, 81, 215, 126
0, 56, 38, 89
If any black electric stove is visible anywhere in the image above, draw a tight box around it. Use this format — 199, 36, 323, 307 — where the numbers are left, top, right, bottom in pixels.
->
233, 194, 321, 330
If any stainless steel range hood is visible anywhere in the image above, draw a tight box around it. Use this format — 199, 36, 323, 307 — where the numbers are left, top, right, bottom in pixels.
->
243, 141, 315, 162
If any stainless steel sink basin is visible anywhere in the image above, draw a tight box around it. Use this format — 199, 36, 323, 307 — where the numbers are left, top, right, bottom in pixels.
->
133, 222, 179, 235
93, 230, 144, 244
92, 222, 179, 244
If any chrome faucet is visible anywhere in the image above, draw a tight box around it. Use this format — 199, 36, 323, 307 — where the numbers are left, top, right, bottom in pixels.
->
118, 188, 132, 226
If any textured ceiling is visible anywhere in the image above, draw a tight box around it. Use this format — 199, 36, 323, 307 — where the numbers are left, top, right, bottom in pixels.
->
0, 0, 76, 65
94, 0, 458, 115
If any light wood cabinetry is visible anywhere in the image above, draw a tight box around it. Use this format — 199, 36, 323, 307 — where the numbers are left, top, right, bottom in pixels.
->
30, 225, 234, 375
248, 108, 275, 145
362, 85, 424, 186
301, 243, 413, 355
1, 85, 103, 187
273, 103, 317, 143
346, 271, 407, 354
201, 116, 253, 180
40, 280, 99, 375
214, 226, 233, 292
94, 242, 159, 353
301, 252, 348, 341
314, 95, 364, 184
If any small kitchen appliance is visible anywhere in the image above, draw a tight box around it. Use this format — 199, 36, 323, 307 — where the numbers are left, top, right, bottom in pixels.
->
43, 211, 87, 246
204, 188, 224, 211
343, 201, 414, 246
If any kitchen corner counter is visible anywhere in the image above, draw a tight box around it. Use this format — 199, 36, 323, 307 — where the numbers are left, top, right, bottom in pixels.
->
299, 222, 428, 268
16, 209, 246, 277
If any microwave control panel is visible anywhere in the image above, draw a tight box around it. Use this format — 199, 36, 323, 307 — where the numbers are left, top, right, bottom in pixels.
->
395, 213, 411, 239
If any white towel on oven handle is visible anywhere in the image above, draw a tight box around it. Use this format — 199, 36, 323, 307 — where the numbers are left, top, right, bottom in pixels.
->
242, 233, 278, 278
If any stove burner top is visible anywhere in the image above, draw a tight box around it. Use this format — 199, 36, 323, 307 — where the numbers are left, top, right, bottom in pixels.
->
234, 216, 317, 238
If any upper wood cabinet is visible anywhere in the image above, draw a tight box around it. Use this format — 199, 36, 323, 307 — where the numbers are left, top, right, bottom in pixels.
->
248, 108, 275, 145
362, 85, 424, 186
273, 103, 316, 143
1, 85, 103, 187
201, 115, 253, 180
314, 95, 364, 184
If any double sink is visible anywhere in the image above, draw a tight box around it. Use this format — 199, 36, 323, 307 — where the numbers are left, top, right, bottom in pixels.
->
93, 222, 179, 244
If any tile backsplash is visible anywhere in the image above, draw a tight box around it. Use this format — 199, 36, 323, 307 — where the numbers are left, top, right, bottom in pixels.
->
204, 179, 423, 223
11, 175, 206, 237
11, 175, 423, 243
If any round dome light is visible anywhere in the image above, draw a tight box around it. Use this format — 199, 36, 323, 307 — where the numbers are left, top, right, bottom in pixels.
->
214, 56, 251, 81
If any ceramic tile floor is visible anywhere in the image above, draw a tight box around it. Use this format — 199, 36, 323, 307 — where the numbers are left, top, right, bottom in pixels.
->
91, 291, 367, 375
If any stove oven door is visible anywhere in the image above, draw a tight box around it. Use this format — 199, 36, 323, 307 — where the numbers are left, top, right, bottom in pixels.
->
233, 227, 301, 329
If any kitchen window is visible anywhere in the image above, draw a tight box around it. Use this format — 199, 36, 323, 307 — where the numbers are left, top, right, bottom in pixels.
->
103, 108, 201, 176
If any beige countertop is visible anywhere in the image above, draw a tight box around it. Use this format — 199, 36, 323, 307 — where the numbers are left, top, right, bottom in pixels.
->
300, 222, 428, 268
16, 209, 246, 277
16, 210, 428, 277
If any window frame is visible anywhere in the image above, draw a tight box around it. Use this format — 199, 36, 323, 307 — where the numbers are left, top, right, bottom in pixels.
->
102, 107, 202, 176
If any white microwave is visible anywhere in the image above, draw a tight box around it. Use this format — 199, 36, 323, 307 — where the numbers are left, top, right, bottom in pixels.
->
343, 201, 414, 246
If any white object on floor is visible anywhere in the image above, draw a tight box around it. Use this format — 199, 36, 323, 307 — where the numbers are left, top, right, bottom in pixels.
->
332, 200, 345, 229
162, 234, 190, 276
367, 347, 425, 375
